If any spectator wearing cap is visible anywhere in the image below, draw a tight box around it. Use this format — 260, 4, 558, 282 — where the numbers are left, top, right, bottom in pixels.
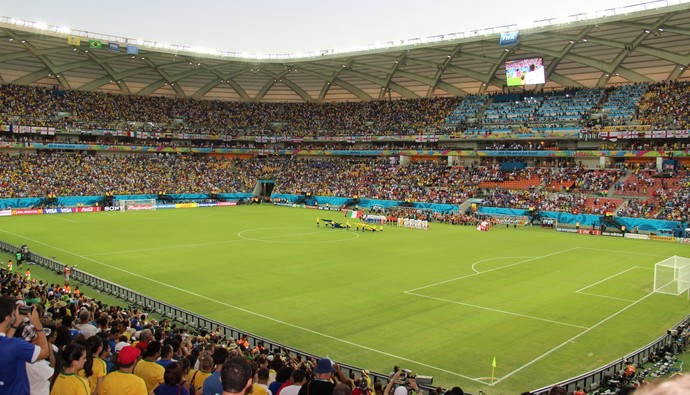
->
100, 345, 147, 395
50, 343, 90, 395
0, 297, 50, 395
202, 346, 229, 395
24, 324, 54, 395
279, 369, 307, 395
220, 356, 253, 395
298, 358, 348, 395
134, 341, 165, 393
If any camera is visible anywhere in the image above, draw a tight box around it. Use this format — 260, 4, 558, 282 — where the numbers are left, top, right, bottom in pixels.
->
18, 305, 32, 315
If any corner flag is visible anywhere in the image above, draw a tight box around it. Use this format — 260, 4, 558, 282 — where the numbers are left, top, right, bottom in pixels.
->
491, 356, 496, 382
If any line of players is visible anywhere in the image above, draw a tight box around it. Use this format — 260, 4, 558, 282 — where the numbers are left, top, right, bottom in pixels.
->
316, 217, 383, 232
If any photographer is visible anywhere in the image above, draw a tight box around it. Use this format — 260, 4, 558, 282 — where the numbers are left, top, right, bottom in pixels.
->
0, 297, 50, 394
384, 370, 423, 395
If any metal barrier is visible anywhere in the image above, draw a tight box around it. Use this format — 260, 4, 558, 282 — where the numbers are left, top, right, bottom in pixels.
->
5, 239, 688, 394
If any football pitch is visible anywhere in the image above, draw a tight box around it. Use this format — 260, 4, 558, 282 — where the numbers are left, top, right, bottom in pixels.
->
2, 205, 689, 394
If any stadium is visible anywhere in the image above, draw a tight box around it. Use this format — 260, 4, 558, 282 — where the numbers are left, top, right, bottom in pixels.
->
0, 1, 690, 395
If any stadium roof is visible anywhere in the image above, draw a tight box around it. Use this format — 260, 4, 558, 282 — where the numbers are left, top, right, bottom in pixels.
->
1, 1, 690, 103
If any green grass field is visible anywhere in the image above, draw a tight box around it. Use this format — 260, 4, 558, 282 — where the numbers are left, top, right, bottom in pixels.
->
1, 205, 689, 394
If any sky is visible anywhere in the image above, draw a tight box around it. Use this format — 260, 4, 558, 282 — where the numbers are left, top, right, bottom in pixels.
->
0, 0, 667, 53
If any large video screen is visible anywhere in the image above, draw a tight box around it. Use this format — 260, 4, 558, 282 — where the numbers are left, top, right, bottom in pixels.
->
505, 57, 545, 86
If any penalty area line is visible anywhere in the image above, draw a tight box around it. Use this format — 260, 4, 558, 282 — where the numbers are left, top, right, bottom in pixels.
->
405, 247, 579, 293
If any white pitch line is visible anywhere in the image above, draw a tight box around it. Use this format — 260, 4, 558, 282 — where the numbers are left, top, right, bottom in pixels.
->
577, 247, 669, 258
405, 247, 579, 293
575, 267, 640, 293
490, 291, 656, 386
407, 292, 589, 330
0, 228, 479, 383
575, 291, 637, 303
470, 256, 535, 273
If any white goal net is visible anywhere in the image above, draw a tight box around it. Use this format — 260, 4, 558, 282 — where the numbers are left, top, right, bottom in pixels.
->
654, 256, 690, 295
115, 199, 157, 212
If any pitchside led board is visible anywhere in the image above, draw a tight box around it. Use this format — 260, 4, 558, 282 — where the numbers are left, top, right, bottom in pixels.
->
505, 57, 546, 86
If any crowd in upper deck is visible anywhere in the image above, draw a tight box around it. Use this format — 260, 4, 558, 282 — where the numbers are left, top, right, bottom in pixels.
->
2, 80, 690, 142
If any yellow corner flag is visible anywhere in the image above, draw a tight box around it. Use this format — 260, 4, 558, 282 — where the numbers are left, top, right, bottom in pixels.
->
491, 356, 497, 382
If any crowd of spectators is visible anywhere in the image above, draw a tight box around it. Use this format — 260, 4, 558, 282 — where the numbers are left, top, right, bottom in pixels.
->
0, 151, 687, 222
637, 80, 690, 129
2, 81, 690, 159
0, 84, 462, 137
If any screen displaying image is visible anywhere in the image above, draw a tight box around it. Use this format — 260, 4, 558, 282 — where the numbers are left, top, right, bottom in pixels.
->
505, 57, 545, 86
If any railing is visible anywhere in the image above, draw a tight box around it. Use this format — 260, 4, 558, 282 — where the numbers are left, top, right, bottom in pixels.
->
3, 238, 688, 394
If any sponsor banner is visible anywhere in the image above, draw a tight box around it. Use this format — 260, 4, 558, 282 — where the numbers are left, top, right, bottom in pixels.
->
217, 202, 237, 207
12, 209, 42, 215
76, 207, 101, 213
43, 208, 59, 214
677, 238, 690, 244
650, 235, 675, 242
305, 205, 318, 209
0, 210, 12, 217
175, 203, 198, 209
155, 204, 176, 209
197, 203, 218, 208
317, 206, 341, 211
60, 208, 74, 213
556, 227, 577, 233
500, 31, 519, 46
104, 206, 123, 212
126, 205, 155, 211
624, 233, 649, 240
578, 229, 601, 235
602, 231, 624, 237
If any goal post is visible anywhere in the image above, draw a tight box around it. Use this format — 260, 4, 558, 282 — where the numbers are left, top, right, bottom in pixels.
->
654, 256, 690, 295
115, 198, 157, 212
